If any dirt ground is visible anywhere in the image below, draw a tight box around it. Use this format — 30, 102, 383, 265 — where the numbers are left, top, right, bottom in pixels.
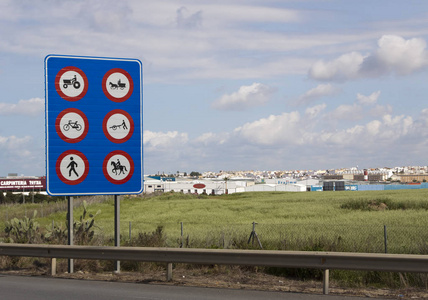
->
1, 265, 428, 299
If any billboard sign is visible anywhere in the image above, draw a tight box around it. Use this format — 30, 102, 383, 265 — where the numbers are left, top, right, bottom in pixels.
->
45, 55, 143, 196
0, 178, 46, 191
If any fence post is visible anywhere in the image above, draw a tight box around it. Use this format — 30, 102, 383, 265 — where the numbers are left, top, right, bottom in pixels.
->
180, 222, 183, 248
384, 225, 388, 253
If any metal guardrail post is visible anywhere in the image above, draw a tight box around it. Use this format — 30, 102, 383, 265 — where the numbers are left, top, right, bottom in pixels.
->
167, 263, 173, 281
51, 258, 57, 276
323, 269, 329, 294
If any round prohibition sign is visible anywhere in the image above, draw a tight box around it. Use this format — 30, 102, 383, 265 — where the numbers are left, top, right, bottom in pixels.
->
56, 108, 89, 143
103, 109, 134, 143
56, 150, 89, 185
55, 66, 88, 101
102, 68, 134, 102
103, 150, 134, 184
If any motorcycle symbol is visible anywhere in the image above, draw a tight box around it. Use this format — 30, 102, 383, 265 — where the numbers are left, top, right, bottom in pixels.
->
63, 120, 82, 131
63, 75, 81, 89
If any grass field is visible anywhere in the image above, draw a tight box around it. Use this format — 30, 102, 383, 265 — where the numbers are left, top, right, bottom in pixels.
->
2, 189, 427, 254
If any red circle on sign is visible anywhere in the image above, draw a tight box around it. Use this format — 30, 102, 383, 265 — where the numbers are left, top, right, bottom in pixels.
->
102, 109, 134, 143
55, 66, 88, 101
102, 68, 134, 102
193, 184, 206, 189
56, 150, 89, 185
103, 150, 134, 184
55, 108, 89, 143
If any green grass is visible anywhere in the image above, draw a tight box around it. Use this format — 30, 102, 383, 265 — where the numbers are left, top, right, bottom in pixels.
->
2, 190, 428, 253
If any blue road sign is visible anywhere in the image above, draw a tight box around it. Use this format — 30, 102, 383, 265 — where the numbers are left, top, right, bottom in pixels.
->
45, 55, 143, 195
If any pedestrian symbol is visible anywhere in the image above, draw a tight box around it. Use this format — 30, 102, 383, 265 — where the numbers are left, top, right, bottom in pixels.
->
56, 150, 89, 185
67, 157, 79, 177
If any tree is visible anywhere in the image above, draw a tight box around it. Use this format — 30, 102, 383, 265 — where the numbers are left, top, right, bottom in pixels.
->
189, 171, 201, 177
0, 191, 4, 204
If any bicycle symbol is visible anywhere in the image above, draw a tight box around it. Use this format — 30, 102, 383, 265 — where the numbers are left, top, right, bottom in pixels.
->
63, 120, 82, 131
63, 75, 81, 89
109, 120, 128, 131
109, 79, 126, 90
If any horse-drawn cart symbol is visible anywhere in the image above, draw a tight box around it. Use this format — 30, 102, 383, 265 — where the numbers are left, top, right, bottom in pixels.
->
109, 79, 126, 90
63, 75, 81, 89
63, 120, 82, 131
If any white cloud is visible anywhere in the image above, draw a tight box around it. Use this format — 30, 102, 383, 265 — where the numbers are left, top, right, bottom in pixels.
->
295, 84, 338, 105
309, 35, 428, 81
356, 91, 381, 105
0, 98, 44, 116
369, 104, 393, 117
176, 7, 203, 29
142, 105, 428, 174
144, 130, 189, 150
296, 84, 337, 105
194, 132, 228, 145
212, 83, 275, 111
0, 135, 32, 152
0, 135, 43, 175
305, 103, 327, 119
309, 52, 366, 81
233, 111, 302, 145
329, 103, 363, 121
369, 35, 428, 75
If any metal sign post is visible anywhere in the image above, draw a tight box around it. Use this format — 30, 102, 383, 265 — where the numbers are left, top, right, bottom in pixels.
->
67, 196, 73, 273
114, 195, 120, 273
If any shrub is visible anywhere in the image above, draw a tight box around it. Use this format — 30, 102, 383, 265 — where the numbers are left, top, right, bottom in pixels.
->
4, 210, 40, 243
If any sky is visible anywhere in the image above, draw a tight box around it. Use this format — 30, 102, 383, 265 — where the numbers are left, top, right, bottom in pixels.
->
1, 0, 428, 176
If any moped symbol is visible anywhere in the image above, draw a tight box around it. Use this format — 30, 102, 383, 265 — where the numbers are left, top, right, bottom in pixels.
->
63, 120, 82, 131
63, 75, 81, 89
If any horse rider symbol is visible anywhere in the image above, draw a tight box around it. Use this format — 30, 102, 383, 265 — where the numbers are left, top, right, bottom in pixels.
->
111, 159, 127, 176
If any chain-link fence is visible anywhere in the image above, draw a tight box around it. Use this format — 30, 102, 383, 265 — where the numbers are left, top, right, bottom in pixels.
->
109, 221, 428, 255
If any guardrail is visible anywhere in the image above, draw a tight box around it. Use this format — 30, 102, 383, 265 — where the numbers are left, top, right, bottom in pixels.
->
1, 244, 428, 295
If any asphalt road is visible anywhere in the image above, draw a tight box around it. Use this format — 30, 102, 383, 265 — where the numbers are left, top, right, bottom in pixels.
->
0, 274, 386, 300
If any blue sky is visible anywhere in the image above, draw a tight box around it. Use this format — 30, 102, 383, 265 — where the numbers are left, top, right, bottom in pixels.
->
1, 0, 428, 176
